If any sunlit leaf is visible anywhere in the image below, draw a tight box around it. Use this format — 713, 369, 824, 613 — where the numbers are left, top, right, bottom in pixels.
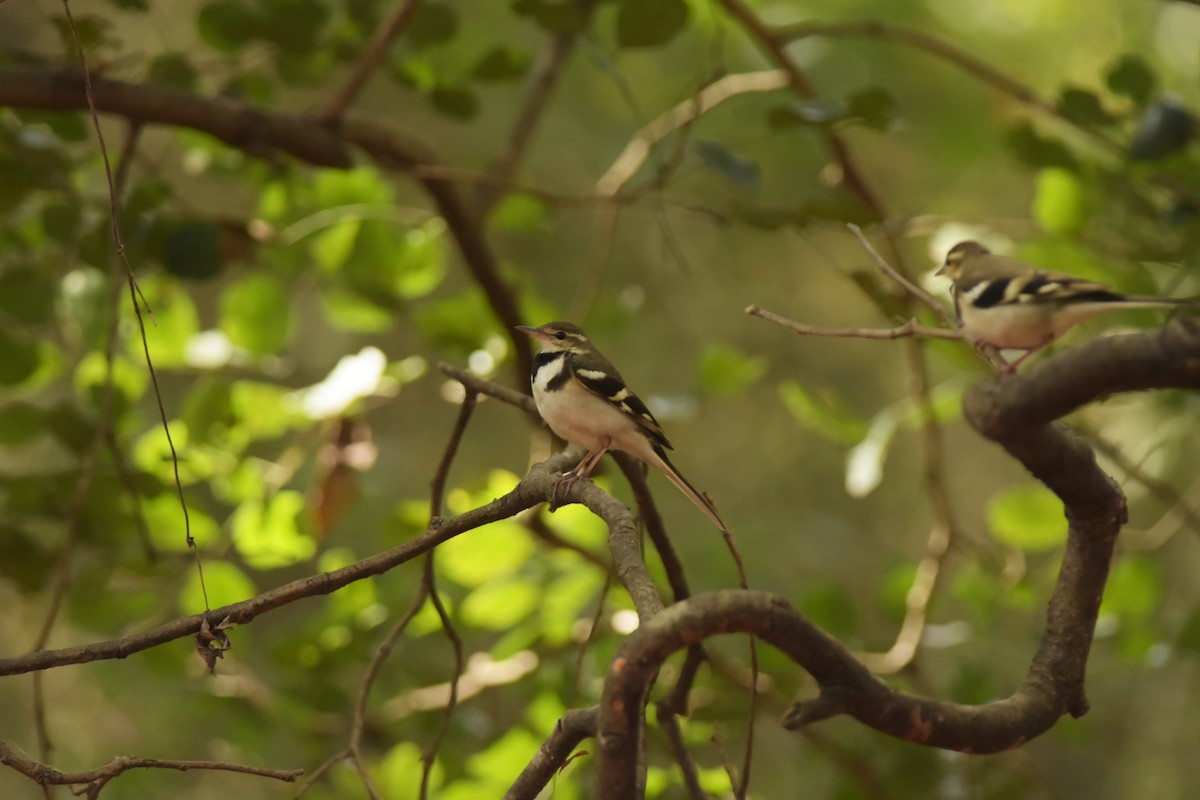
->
232, 490, 316, 568
1033, 167, 1087, 235
461, 577, 541, 629
144, 493, 220, 551
126, 278, 200, 367
179, 560, 256, 612
374, 742, 442, 800
219, 273, 292, 355
986, 484, 1067, 552
1100, 554, 1161, 621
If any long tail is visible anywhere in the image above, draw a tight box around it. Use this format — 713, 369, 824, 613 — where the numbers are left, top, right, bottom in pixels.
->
646, 444, 728, 532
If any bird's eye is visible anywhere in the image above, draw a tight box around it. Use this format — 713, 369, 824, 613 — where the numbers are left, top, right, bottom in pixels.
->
554, 331, 566, 340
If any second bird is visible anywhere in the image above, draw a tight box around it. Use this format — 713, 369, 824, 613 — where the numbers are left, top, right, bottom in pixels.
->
938, 241, 1195, 372
517, 321, 727, 532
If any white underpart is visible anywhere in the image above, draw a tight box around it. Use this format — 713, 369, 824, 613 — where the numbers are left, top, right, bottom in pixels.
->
530, 358, 656, 463
958, 285, 1176, 351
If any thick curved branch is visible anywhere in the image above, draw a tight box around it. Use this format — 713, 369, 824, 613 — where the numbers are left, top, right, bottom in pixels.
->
596, 319, 1200, 797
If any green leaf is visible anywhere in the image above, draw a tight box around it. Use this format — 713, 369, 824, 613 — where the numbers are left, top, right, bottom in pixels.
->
693, 140, 759, 189
126, 278, 200, 368
1100, 554, 1161, 621
511, 0, 588, 34
144, 493, 220, 551
197, 0, 261, 53
320, 287, 395, 332
232, 491, 316, 568
313, 166, 393, 207
407, 2, 458, 48
799, 582, 857, 637
615, 0, 688, 48
1057, 86, 1114, 128
58, 267, 111, 347
0, 328, 40, 386
778, 381, 868, 445
488, 193, 549, 231
147, 53, 198, 89
0, 158, 38, 217
1032, 167, 1087, 235
846, 86, 899, 131
986, 484, 1067, 552
220, 273, 292, 354
461, 577, 541, 629
1006, 122, 1079, 171
430, 84, 480, 120
1177, 606, 1200, 653
258, 0, 330, 52
698, 343, 766, 395
0, 269, 56, 324
179, 560, 256, 613
471, 46, 533, 82
106, 0, 149, 9
163, 221, 224, 280
1106, 54, 1156, 105
0, 402, 44, 445
374, 742, 443, 800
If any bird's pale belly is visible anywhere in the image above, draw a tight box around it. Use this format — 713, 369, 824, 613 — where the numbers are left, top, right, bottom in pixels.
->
960, 303, 1058, 350
532, 383, 640, 452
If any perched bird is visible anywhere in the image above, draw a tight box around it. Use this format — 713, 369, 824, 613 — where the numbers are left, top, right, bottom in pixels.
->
516, 321, 727, 532
938, 240, 1195, 372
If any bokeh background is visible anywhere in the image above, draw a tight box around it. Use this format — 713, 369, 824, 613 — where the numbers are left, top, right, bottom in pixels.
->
2, 0, 1200, 797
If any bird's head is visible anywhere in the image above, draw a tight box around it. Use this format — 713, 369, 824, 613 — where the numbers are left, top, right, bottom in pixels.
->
515, 321, 591, 352
937, 240, 991, 280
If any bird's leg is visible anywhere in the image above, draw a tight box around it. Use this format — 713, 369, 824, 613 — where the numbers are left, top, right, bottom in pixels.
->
550, 447, 609, 508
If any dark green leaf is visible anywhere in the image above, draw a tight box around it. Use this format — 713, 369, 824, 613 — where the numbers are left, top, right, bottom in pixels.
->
258, 0, 329, 52
616, 0, 688, 48
0, 269, 56, 325
0, 158, 37, 217
846, 86, 899, 131
430, 85, 480, 120
1107, 54, 1156, 105
42, 203, 81, 241
1057, 86, 1114, 128
471, 46, 533, 82
0, 329, 39, 385
148, 53, 198, 90
407, 2, 458, 49
1006, 122, 1079, 171
1178, 607, 1200, 653
511, 0, 588, 34
694, 140, 759, 189
197, 1, 261, 53
0, 402, 44, 445
106, 0, 150, 9
163, 221, 223, 280
1129, 99, 1195, 160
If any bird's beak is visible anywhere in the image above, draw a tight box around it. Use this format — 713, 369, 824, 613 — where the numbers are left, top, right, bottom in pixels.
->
515, 325, 537, 336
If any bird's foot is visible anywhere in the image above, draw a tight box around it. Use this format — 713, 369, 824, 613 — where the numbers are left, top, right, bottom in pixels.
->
548, 470, 582, 511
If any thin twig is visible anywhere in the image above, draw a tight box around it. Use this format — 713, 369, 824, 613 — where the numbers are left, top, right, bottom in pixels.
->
848, 224, 956, 325
747, 305, 962, 341
321, 0, 422, 122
